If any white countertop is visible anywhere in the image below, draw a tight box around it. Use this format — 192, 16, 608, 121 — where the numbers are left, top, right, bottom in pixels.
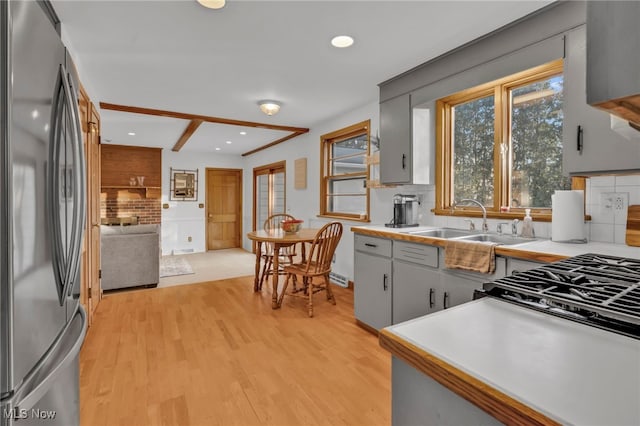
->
385, 298, 640, 426
352, 225, 640, 260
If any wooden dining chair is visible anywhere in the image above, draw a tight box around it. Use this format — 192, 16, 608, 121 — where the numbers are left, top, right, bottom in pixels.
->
258, 213, 298, 290
279, 221, 343, 317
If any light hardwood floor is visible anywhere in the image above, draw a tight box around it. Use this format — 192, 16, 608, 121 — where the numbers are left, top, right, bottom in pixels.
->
80, 276, 391, 425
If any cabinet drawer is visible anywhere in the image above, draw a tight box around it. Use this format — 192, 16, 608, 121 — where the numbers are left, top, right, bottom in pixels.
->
354, 235, 392, 258
393, 241, 438, 268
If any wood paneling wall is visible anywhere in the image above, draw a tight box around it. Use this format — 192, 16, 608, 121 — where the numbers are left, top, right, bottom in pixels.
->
101, 144, 162, 187
100, 144, 162, 224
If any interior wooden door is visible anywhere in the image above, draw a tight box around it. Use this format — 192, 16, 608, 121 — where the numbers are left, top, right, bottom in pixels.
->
87, 103, 102, 320
78, 87, 101, 326
206, 168, 242, 250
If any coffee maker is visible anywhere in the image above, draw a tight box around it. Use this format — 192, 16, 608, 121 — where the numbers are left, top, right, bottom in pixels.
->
386, 194, 419, 228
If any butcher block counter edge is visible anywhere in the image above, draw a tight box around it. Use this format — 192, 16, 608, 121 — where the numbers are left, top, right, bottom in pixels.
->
379, 327, 560, 426
351, 226, 640, 263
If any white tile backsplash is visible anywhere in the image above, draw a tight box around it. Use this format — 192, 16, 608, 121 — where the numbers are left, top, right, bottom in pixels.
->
586, 175, 640, 244
590, 176, 616, 187
614, 224, 628, 245
590, 223, 615, 243
615, 175, 640, 187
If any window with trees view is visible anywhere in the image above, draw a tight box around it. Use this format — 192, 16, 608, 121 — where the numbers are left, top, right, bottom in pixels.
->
436, 60, 572, 216
320, 120, 370, 221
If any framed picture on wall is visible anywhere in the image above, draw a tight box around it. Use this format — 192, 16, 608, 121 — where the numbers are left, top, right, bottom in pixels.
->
170, 168, 198, 201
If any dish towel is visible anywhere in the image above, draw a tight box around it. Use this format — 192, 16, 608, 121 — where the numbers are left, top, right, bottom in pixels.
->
444, 240, 498, 274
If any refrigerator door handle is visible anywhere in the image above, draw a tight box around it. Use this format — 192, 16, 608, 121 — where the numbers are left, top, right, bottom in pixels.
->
2, 304, 87, 410
2, 305, 86, 412
47, 64, 68, 305
61, 69, 86, 299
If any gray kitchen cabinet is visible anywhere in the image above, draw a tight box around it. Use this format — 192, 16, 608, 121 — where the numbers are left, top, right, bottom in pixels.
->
392, 357, 502, 426
380, 94, 412, 184
354, 235, 392, 330
586, 2, 640, 125
440, 256, 507, 309
379, 94, 431, 185
392, 242, 440, 324
563, 26, 640, 175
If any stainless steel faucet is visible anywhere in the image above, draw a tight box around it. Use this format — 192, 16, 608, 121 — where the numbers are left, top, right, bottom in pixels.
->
496, 222, 509, 234
511, 219, 520, 236
454, 199, 488, 232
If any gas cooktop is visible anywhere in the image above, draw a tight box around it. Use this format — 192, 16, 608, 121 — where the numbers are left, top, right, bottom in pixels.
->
476, 253, 640, 339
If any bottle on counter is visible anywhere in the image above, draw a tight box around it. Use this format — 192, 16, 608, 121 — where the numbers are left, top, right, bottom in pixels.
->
521, 208, 535, 238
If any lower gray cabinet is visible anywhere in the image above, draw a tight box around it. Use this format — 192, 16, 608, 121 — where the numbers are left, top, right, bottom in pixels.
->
440, 256, 507, 309
393, 260, 441, 324
354, 235, 392, 330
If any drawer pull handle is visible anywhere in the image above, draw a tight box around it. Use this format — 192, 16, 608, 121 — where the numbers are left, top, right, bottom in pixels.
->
383, 274, 388, 291
364, 243, 378, 248
443, 292, 450, 309
429, 288, 435, 308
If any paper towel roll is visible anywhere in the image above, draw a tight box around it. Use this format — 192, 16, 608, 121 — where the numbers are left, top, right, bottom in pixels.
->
551, 190, 587, 243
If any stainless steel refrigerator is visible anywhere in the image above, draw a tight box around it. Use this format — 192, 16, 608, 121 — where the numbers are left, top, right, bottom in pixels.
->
1, 1, 87, 424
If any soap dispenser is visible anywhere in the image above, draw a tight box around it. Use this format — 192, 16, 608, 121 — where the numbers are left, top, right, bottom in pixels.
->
521, 208, 535, 238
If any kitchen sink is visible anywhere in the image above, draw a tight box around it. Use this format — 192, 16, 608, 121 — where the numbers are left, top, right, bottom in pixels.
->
406, 228, 477, 238
451, 233, 535, 246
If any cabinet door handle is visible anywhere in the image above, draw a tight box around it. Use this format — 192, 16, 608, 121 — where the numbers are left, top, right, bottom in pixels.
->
429, 288, 435, 308
364, 243, 377, 248
577, 125, 583, 154
401, 154, 406, 169
443, 292, 450, 309
383, 274, 388, 291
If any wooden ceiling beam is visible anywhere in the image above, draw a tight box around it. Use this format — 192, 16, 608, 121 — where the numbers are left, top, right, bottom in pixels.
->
172, 119, 203, 152
241, 130, 309, 157
99, 102, 309, 133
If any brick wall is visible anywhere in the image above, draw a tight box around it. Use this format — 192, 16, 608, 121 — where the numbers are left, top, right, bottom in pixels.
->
100, 189, 161, 224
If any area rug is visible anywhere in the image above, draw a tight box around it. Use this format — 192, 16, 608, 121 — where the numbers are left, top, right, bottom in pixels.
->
159, 256, 194, 278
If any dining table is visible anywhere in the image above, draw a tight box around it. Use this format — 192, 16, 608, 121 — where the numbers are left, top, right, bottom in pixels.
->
247, 228, 320, 309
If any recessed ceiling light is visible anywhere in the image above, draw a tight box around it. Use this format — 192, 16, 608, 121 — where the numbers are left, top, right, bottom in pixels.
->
31, 109, 39, 119
215, 147, 221, 151
128, 132, 136, 136
239, 131, 247, 135
226, 140, 232, 144
331, 35, 354, 48
197, 0, 225, 10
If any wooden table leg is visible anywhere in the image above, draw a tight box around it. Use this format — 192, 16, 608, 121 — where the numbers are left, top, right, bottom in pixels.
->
253, 241, 262, 292
272, 243, 281, 309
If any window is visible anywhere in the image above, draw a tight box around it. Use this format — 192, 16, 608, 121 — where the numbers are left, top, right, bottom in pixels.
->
253, 161, 286, 231
436, 59, 572, 217
320, 120, 370, 221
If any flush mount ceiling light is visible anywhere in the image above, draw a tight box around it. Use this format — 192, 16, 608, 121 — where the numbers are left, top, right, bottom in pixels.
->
331, 35, 354, 48
197, 0, 225, 9
258, 100, 281, 116
128, 132, 136, 136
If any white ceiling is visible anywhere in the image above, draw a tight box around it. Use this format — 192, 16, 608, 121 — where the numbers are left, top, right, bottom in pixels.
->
52, 0, 554, 156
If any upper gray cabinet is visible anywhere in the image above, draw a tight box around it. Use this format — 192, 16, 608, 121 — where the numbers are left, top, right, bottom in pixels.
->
379, 94, 431, 185
586, 1, 640, 126
563, 26, 640, 175
380, 94, 411, 184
